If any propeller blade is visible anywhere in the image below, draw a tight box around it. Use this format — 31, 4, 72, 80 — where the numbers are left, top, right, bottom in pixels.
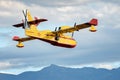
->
74, 22, 76, 27
25, 9, 30, 28
55, 27, 57, 31
72, 22, 76, 37
54, 27, 60, 41
22, 10, 30, 29
72, 32, 74, 37
58, 27, 61, 30
22, 10, 27, 29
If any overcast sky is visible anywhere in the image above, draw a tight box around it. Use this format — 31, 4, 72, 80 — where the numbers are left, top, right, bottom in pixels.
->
0, 0, 120, 74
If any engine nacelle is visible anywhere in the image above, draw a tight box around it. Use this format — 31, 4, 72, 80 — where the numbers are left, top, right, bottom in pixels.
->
89, 25, 97, 32
16, 41, 24, 48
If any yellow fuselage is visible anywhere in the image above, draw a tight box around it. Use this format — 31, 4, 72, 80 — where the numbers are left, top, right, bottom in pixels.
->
25, 26, 76, 48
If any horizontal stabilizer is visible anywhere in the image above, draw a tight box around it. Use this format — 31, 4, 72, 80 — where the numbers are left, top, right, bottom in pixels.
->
13, 36, 20, 41
13, 19, 48, 27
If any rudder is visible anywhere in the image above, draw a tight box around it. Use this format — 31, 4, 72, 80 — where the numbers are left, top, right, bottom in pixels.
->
26, 10, 33, 21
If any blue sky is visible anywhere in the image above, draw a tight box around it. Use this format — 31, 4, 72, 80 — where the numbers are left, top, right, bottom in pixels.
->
0, 0, 120, 74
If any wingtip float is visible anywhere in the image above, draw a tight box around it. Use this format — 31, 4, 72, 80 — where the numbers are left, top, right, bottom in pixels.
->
12, 10, 98, 48
89, 18, 98, 32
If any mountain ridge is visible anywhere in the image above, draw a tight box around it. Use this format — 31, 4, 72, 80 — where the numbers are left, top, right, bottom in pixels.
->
0, 64, 120, 80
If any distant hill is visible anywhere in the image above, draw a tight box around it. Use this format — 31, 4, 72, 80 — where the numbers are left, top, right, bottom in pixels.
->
0, 64, 120, 80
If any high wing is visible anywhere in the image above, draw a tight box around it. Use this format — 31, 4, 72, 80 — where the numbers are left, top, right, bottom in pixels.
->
52, 19, 98, 35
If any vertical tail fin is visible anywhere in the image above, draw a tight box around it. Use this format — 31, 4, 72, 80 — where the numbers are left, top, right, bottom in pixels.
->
23, 10, 47, 30
22, 10, 37, 31
26, 10, 33, 21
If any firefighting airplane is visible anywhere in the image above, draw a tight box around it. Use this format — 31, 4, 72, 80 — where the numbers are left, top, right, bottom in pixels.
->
13, 10, 98, 48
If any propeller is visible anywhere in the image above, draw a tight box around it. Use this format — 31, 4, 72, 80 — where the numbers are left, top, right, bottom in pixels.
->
72, 22, 76, 37
54, 27, 61, 41
55, 27, 57, 31
58, 27, 61, 30
22, 9, 29, 29
22, 10, 26, 29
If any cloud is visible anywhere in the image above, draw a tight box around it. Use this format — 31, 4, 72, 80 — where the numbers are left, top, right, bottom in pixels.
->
0, 0, 27, 10
94, 64, 115, 70
0, 0, 120, 27
0, 60, 22, 70
87, 62, 120, 70
16, 0, 120, 7
0, 61, 12, 69
16, 0, 95, 7
64, 62, 120, 70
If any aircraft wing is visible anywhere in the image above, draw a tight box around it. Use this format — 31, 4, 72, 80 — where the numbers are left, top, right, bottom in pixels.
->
52, 19, 98, 34
13, 36, 36, 42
